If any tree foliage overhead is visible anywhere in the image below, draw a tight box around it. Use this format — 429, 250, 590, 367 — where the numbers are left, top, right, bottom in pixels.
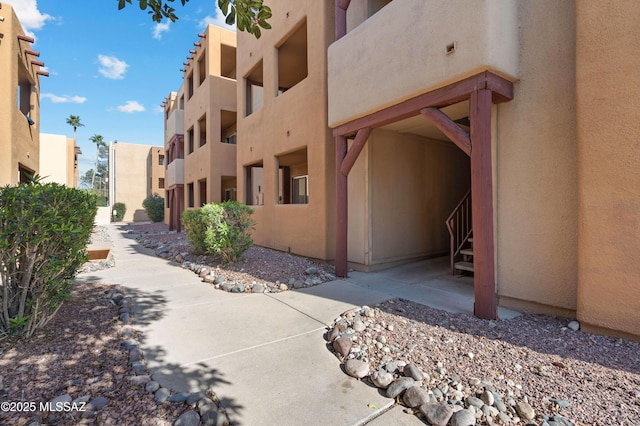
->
118, 0, 272, 38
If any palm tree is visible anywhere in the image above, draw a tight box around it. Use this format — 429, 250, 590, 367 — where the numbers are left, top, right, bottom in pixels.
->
65, 115, 84, 145
89, 134, 106, 190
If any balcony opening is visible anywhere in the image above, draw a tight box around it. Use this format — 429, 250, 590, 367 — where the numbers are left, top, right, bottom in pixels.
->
245, 59, 264, 116
222, 176, 237, 201
198, 179, 207, 206
220, 109, 237, 144
276, 147, 308, 204
198, 53, 206, 86
187, 127, 195, 154
368, 0, 393, 17
198, 114, 207, 147
277, 19, 308, 95
187, 72, 194, 99
221, 44, 237, 79
179, 94, 184, 109
187, 182, 195, 207
18, 164, 35, 184
17, 66, 32, 116
244, 161, 264, 205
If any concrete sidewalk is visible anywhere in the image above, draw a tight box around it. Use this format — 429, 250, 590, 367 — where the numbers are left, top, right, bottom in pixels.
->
78, 225, 518, 425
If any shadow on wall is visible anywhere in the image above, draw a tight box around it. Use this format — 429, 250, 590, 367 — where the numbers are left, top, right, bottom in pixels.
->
133, 209, 150, 222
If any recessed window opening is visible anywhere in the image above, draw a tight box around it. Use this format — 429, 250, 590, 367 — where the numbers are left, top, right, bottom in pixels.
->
159, 178, 165, 189
276, 147, 308, 204
220, 110, 237, 144
276, 19, 308, 95
187, 72, 194, 99
221, 44, 237, 79
245, 59, 264, 116
244, 162, 264, 205
187, 182, 195, 207
187, 127, 195, 154
17, 66, 32, 116
158, 154, 165, 166
198, 179, 207, 206
198, 54, 206, 85
198, 115, 207, 147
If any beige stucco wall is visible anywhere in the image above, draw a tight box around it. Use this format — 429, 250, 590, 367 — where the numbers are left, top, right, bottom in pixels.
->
148, 147, 166, 197
328, 0, 519, 127
494, 0, 577, 315
40, 133, 75, 186
0, 3, 41, 185
183, 25, 237, 208
236, 0, 336, 260
575, 1, 640, 337
112, 142, 162, 222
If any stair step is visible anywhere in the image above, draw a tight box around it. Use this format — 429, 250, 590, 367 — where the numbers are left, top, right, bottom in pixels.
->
454, 261, 474, 272
468, 237, 473, 243
460, 249, 474, 256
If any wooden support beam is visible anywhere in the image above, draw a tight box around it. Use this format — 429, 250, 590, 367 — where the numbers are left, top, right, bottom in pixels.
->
470, 88, 497, 320
335, 135, 348, 277
340, 127, 371, 176
420, 108, 471, 156
24, 49, 40, 57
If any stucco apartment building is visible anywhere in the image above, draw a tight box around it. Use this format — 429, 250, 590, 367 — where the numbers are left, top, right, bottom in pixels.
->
108, 142, 165, 222
39, 133, 80, 187
167, 1, 639, 339
0, 2, 48, 185
163, 24, 238, 233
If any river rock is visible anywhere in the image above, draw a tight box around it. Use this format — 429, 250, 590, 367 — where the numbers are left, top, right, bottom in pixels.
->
345, 359, 370, 378
419, 402, 454, 426
403, 386, 430, 408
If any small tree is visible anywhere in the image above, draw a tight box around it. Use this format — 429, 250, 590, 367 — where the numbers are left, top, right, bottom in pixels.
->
0, 183, 97, 337
142, 194, 165, 222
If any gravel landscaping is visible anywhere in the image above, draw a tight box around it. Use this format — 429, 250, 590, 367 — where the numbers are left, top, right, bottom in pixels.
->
2, 223, 638, 425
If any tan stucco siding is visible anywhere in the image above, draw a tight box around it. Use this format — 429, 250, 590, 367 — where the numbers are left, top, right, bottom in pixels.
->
575, 1, 640, 336
495, 0, 578, 312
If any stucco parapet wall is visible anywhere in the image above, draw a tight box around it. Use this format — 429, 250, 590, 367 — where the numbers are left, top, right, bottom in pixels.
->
327, 0, 519, 128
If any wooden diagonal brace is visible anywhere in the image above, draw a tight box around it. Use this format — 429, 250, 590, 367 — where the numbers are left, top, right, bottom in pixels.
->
420, 107, 471, 156
340, 127, 372, 176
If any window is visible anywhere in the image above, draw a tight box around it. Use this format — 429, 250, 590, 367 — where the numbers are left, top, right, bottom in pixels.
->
187, 72, 194, 99
276, 147, 308, 204
292, 176, 309, 204
17, 66, 32, 116
277, 19, 308, 95
198, 54, 206, 86
159, 178, 165, 189
158, 155, 165, 166
244, 162, 264, 205
187, 127, 195, 154
245, 59, 264, 116
18, 164, 34, 184
220, 109, 237, 143
187, 183, 195, 207
224, 188, 236, 201
198, 115, 207, 147
198, 179, 207, 207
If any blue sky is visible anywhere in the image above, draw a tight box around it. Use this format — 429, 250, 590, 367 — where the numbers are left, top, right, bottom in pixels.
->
6, 0, 234, 177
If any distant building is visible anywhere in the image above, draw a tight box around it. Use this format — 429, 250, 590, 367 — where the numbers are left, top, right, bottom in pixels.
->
0, 2, 49, 185
39, 133, 80, 187
108, 142, 165, 222
163, 24, 238, 231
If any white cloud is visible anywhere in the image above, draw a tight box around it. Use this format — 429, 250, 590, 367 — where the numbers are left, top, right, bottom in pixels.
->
41, 93, 87, 104
117, 101, 145, 113
153, 21, 171, 39
4, 0, 52, 32
97, 54, 129, 80
153, 105, 165, 114
199, 12, 236, 32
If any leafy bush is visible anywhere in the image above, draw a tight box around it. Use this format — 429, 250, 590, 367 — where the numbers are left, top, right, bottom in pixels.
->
182, 201, 255, 264
113, 202, 126, 222
0, 183, 97, 337
142, 193, 165, 222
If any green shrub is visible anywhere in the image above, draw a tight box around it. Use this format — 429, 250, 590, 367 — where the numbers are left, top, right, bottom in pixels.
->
142, 193, 165, 222
0, 183, 97, 338
113, 202, 126, 222
182, 201, 255, 264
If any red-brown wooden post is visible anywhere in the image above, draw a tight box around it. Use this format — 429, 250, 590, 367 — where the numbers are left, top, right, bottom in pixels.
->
336, 134, 348, 277
470, 88, 497, 319
335, 0, 351, 40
